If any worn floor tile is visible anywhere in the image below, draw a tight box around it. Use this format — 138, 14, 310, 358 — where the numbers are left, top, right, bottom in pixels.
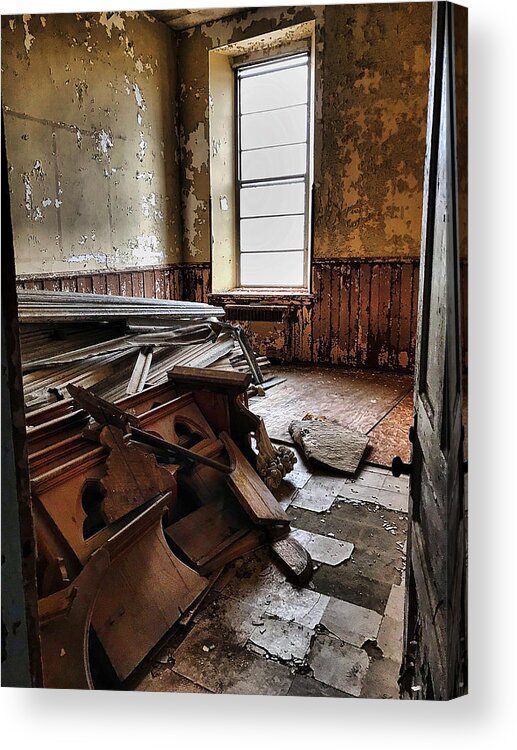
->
321, 596, 382, 648
361, 657, 401, 700
171, 596, 292, 695
377, 614, 403, 662
338, 482, 408, 513
287, 674, 352, 698
291, 475, 346, 513
384, 583, 405, 622
309, 633, 369, 697
221, 555, 329, 628
291, 527, 354, 565
247, 615, 313, 664
134, 667, 211, 693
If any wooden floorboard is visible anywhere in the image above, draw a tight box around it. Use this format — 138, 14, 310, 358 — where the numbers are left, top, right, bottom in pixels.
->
249, 365, 413, 445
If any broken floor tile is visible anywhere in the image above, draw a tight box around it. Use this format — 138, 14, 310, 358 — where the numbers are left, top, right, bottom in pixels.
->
377, 614, 404, 662
309, 633, 369, 698
291, 527, 354, 566
287, 673, 352, 698
291, 475, 346, 513
361, 656, 401, 700
384, 583, 405, 622
220, 554, 329, 629
171, 596, 292, 695
321, 596, 382, 648
247, 615, 313, 665
338, 482, 408, 513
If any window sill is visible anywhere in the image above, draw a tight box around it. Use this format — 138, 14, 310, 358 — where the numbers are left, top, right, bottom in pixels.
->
209, 288, 314, 301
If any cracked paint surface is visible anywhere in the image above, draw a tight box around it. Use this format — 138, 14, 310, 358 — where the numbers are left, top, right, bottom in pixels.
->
2, 11, 181, 275
177, 3, 432, 263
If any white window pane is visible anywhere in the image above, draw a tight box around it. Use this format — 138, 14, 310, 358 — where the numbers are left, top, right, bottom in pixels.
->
241, 143, 307, 180
241, 215, 305, 252
240, 65, 308, 114
240, 182, 305, 217
240, 251, 305, 287
241, 105, 307, 150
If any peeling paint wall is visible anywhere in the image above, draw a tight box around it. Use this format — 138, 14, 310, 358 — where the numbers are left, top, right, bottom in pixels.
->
2, 12, 182, 276
177, 3, 432, 264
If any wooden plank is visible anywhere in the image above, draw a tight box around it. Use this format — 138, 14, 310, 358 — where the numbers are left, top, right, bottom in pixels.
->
119, 273, 132, 297
377, 263, 392, 369
409, 261, 420, 368
60, 277, 77, 293
164, 496, 252, 569
106, 273, 120, 296
348, 262, 360, 367
154, 269, 165, 299
358, 262, 372, 367
143, 270, 155, 299
92, 274, 107, 295
398, 262, 414, 370
131, 271, 144, 298
330, 264, 341, 365
220, 432, 289, 525
77, 275, 93, 294
388, 264, 401, 368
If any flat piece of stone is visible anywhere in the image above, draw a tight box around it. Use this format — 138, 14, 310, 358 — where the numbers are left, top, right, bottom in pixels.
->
289, 419, 369, 474
291, 474, 346, 513
309, 633, 369, 697
291, 527, 354, 566
321, 596, 382, 648
220, 554, 329, 628
247, 615, 313, 665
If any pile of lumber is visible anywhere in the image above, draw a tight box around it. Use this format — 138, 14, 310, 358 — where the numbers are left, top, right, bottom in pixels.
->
17, 290, 270, 411
31, 367, 309, 689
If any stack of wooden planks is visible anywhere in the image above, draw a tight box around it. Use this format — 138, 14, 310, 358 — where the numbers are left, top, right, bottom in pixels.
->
18, 290, 270, 411
30, 368, 309, 689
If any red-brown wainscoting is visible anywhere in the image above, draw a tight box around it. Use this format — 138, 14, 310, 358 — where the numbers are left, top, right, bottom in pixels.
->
16, 258, 467, 373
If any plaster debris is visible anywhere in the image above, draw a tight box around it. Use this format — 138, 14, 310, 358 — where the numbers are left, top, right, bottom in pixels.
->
219, 195, 229, 211
9, 19, 15, 32
42, 198, 52, 208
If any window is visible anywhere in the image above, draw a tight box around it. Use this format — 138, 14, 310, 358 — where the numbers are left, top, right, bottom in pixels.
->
236, 52, 311, 288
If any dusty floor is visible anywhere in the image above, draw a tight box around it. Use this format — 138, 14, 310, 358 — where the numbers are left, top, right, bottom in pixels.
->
128, 366, 410, 698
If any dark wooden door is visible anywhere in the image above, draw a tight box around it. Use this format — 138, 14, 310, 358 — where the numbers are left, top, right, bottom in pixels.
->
398, 2, 467, 701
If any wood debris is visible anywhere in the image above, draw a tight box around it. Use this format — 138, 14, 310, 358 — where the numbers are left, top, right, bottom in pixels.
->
31, 367, 310, 689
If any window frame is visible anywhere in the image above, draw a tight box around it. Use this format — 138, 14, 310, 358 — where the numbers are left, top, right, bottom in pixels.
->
234, 50, 312, 290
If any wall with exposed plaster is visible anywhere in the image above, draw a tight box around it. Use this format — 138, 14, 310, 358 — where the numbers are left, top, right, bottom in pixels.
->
2, 11, 182, 276
177, 3, 433, 265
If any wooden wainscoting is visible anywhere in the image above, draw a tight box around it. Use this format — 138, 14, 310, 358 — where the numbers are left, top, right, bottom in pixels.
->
17, 258, 467, 373
15, 263, 212, 303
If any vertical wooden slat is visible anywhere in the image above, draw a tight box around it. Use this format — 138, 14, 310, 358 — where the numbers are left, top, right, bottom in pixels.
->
330, 264, 341, 365
311, 265, 322, 363
389, 264, 402, 369
377, 263, 392, 368
60, 277, 77, 292
409, 260, 420, 368
106, 274, 120, 296
119, 273, 132, 297
131, 272, 144, 298
143, 270, 154, 299
358, 262, 371, 367
347, 263, 360, 367
338, 264, 350, 365
398, 263, 413, 369
77, 275, 93, 294
92, 274, 107, 295
154, 269, 165, 299
368, 263, 381, 368
43, 278, 61, 291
